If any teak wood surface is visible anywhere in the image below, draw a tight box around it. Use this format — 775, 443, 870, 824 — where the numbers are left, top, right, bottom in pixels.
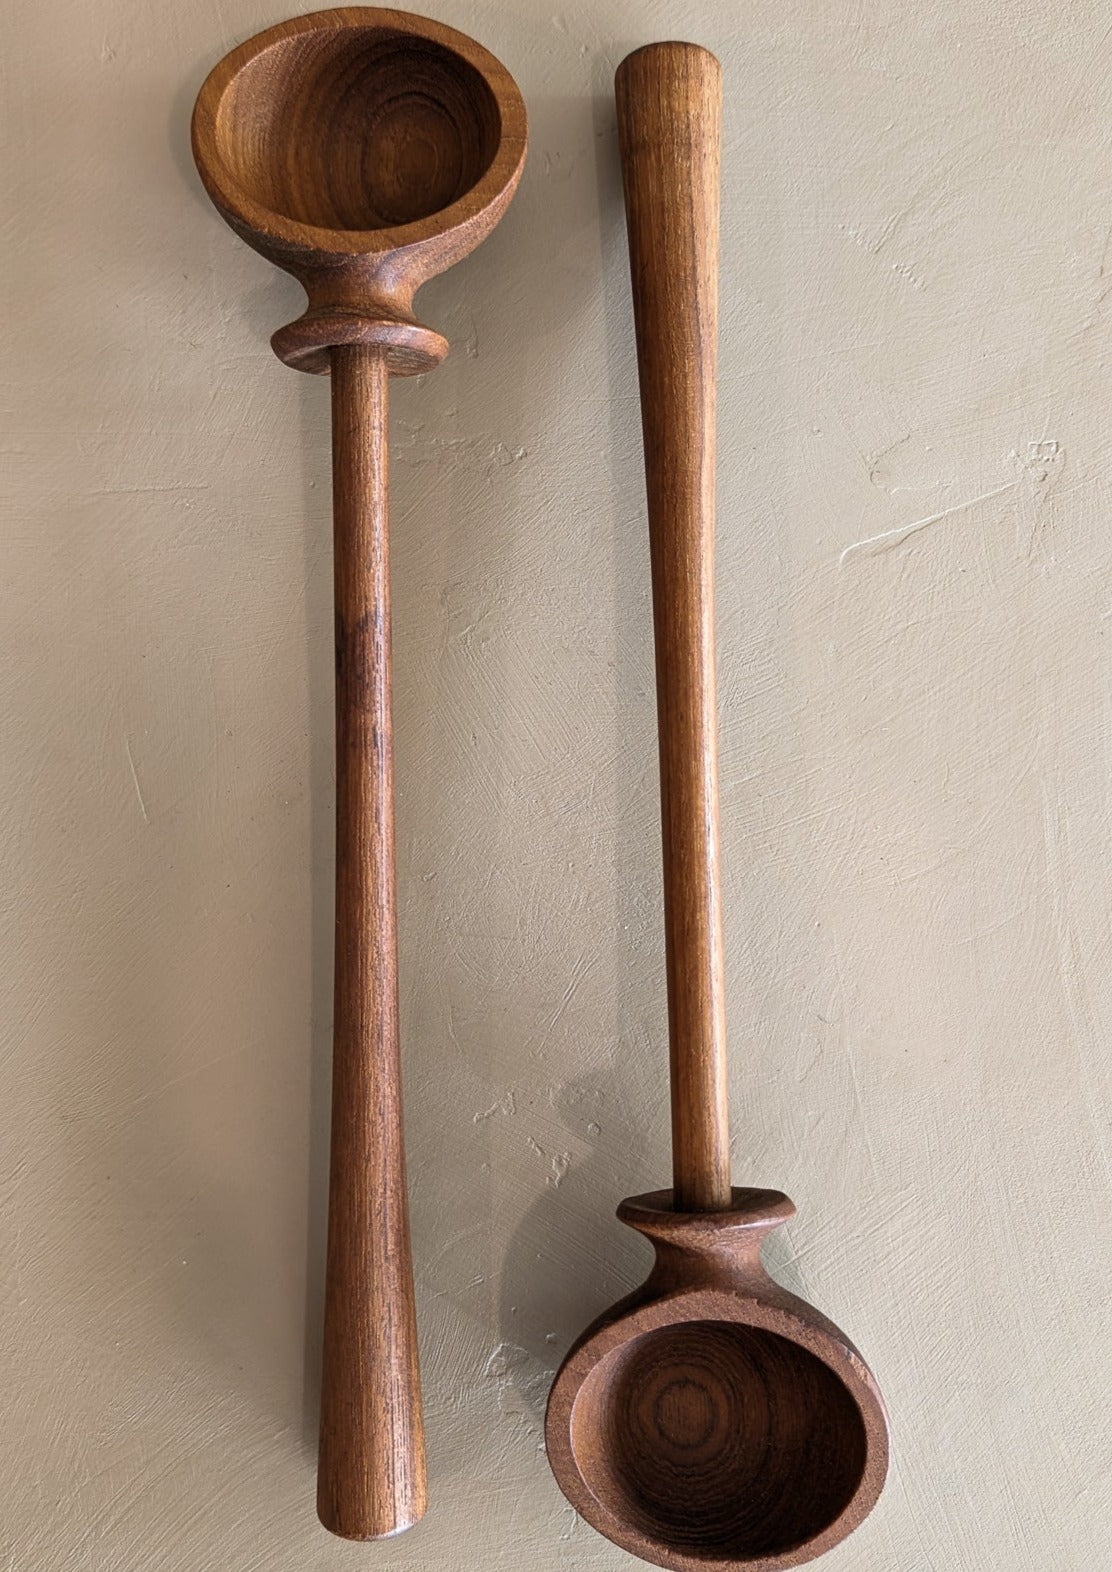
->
619, 36, 730, 1213
320, 344, 421, 1537
191, 7, 526, 1542
544, 42, 888, 1572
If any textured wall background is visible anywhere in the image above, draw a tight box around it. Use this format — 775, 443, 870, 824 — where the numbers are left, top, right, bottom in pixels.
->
4, 1, 1112, 1567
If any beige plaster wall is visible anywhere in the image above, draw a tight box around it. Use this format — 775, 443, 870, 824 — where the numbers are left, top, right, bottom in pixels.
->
4, 1, 1111, 1567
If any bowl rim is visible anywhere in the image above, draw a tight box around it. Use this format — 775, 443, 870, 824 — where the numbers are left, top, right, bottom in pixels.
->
544, 1287, 890, 1572
190, 5, 528, 260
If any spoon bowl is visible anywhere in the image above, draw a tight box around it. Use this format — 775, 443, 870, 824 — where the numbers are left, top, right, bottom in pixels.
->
192, 7, 527, 371
546, 1191, 888, 1571
209, 28, 501, 233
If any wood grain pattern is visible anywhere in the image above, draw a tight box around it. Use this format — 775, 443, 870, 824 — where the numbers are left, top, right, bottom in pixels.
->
317, 344, 424, 1537
191, 7, 526, 1541
545, 43, 888, 1571
547, 1189, 887, 1571
191, 8, 527, 376
617, 39, 729, 1213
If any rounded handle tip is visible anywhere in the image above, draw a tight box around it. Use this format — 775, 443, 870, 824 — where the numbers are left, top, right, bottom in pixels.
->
616, 39, 721, 98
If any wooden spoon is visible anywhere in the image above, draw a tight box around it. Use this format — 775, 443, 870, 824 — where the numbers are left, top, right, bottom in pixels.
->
191, 7, 526, 1541
544, 43, 888, 1571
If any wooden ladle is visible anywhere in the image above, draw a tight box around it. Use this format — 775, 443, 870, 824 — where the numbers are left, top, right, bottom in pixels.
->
544, 43, 888, 1571
191, 7, 526, 1542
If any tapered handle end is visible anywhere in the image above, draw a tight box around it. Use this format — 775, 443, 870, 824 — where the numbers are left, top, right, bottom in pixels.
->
615, 42, 722, 178
615, 41, 722, 342
317, 1366, 427, 1539
616, 40, 721, 103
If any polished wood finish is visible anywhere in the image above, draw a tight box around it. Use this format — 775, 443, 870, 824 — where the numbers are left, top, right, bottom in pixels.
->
619, 37, 729, 1212
192, 7, 526, 377
547, 1190, 887, 1571
191, 8, 526, 1541
544, 43, 888, 1571
318, 344, 423, 1537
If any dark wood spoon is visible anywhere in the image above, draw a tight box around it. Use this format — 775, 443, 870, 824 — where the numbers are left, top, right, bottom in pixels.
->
544, 42, 888, 1571
191, 6, 526, 1541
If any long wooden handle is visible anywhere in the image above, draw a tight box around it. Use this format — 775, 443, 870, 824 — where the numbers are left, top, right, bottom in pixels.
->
316, 343, 426, 1538
616, 44, 730, 1212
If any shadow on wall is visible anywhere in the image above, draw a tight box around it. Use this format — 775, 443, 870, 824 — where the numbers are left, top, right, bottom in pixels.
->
489, 75, 666, 1428
493, 1073, 661, 1431
40, 59, 321, 1526
294, 368, 333, 1457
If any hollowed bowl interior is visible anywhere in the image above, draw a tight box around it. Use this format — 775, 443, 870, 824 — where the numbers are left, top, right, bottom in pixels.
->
570, 1319, 868, 1562
214, 25, 502, 232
